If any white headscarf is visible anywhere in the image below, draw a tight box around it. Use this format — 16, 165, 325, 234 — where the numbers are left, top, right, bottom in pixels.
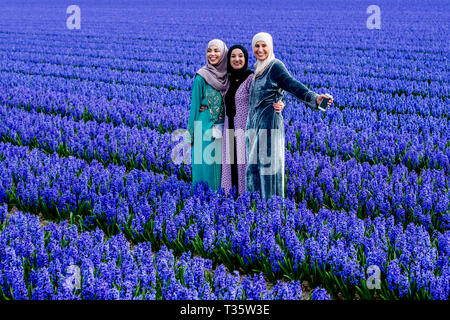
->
196, 39, 229, 96
252, 32, 275, 79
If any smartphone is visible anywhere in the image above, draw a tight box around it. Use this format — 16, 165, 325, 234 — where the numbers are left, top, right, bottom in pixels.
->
318, 94, 332, 111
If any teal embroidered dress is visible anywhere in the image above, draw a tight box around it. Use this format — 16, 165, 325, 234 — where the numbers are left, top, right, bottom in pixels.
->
187, 74, 224, 190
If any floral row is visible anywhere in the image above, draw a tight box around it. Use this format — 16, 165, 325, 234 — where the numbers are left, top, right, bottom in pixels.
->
283, 114, 448, 173
2, 58, 447, 99
1, 85, 447, 140
0, 142, 448, 299
0, 207, 331, 300
0, 104, 190, 179
2, 17, 446, 77
1, 98, 448, 192
0, 69, 446, 119
285, 150, 448, 232
0, 105, 447, 232
2, 44, 446, 84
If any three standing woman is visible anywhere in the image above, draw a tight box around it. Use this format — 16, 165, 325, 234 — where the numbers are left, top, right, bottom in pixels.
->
187, 33, 333, 199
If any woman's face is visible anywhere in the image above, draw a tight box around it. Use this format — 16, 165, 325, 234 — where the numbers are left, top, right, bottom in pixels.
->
230, 48, 245, 70
207, 45, 222, 65
253, 41, 269, 61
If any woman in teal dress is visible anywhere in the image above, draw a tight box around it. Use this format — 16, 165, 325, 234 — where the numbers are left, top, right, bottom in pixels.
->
187, 39, 229, 190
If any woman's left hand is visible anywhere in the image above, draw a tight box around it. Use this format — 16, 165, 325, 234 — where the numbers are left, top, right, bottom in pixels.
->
273, 100, 285, 113
316, 94, 334, 109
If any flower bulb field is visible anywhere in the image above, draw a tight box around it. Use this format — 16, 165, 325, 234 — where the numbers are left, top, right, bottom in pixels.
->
0, 0, 448, 303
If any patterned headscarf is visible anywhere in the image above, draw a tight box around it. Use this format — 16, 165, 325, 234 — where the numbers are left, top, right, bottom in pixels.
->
251, 32, 276, 79
196, 39, 229, 96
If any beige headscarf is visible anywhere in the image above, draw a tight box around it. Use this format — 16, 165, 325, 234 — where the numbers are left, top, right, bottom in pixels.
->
252, 32, 276, 79
196, 39, 229, 96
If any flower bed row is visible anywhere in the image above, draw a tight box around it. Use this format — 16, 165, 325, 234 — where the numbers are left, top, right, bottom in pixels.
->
0, 143, 448, 299
0, 103, 447, 232
2, 57, 447, 101
285, 150, 448, 232
1, 66, 446, 119
2, 42, 447, 84
0, 104, 190, 179
1, 99, 448, 186
2, 85, 447, 141
0, 207, 331, 300
0, 85, 187, 133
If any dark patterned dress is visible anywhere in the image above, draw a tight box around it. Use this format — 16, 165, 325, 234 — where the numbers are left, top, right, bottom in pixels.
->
221, 74, 253, 195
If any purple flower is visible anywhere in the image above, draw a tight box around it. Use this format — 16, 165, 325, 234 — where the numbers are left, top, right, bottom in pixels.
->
311, 287, 331, 300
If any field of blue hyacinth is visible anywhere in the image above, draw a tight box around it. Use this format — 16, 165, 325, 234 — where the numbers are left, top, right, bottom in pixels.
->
0, 0, 448, 300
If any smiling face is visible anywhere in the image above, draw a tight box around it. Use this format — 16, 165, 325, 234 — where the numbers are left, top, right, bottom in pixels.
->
207, 45, 222, 65
253, 41, 269, 61
229, 48, 245, 70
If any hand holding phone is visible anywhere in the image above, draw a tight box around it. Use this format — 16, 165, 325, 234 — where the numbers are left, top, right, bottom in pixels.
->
318, 94, 333, 111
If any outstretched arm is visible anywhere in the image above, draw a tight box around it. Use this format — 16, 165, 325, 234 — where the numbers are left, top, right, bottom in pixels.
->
271, 61, 319, 109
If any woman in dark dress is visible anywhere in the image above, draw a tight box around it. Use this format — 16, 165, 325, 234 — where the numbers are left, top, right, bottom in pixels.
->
245, 32, 334, 199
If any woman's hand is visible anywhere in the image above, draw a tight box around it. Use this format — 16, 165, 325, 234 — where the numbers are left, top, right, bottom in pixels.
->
272, 100, 285, 113
316, 94, 334, 109
199, 105, 208, 112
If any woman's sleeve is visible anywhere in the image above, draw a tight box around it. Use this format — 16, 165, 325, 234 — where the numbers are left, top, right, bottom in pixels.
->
245, 74, 254, 92
187, 75, 204, 144
271, 61, 319, 110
